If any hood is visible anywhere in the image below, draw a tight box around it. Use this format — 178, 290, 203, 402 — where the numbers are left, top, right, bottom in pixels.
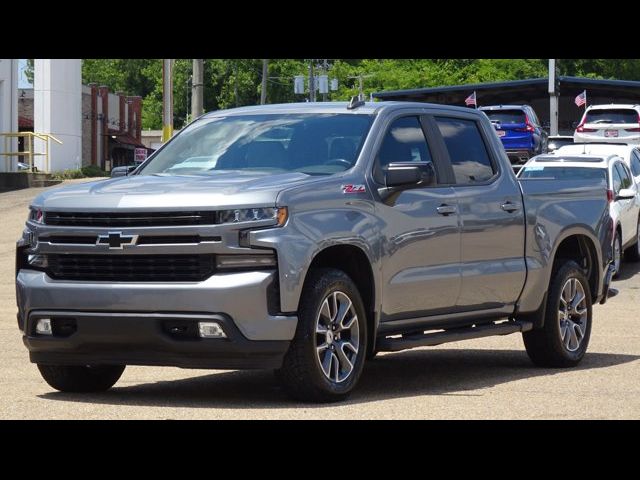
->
33, 171, 317, 210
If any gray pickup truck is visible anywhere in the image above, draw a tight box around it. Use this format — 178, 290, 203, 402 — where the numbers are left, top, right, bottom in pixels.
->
16, 101, 614, 402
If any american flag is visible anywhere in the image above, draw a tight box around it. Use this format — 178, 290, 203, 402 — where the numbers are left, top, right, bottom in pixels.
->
575, 90, 587, 107
465, 91, 477, 107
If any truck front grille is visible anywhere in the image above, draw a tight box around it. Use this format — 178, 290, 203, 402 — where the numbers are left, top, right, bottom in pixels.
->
44, 211, 218, 227
46, 254, 216, 282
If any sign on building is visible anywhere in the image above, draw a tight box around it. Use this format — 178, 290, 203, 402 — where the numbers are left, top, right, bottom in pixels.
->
134, 148, 147, 163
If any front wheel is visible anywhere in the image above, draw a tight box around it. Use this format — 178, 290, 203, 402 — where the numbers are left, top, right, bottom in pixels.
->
37, 364, 125, 392
523, 260, 592, 367
276, 268, 367, 402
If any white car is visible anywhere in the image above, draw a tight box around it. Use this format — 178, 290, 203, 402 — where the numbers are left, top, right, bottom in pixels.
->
553, 143, 640, 186
518, 153, 640, 276
574, 104, 640, 145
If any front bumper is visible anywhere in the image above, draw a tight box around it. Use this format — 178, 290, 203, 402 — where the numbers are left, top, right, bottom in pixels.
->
23, 311, 289, 369
16, 269, 297, 369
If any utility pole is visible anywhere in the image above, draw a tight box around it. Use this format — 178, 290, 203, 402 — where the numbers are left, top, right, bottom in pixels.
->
322, 59, 328, 102
549, 59, 559, 136
308, 60, 315, 102
162, 59, 173, 142
358, 75, 364, 101
192, 59, 204, 120
260, 59, 269, 105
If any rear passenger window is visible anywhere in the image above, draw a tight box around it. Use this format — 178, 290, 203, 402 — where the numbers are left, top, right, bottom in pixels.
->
435, 117, 495, 184
615, 162, 633, 189
631, 151, 640, 177
612, 165, 623, 193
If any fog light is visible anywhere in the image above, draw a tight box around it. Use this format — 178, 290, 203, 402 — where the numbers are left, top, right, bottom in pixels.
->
28, 254, 48, 268
198, 321, 226, 338
36, 318, 52, 335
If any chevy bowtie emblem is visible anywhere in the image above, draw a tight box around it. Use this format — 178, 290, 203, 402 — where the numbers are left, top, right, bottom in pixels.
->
96, 231, 139, 250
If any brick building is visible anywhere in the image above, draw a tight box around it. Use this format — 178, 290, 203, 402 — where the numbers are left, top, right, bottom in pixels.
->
19, 84, 149, 171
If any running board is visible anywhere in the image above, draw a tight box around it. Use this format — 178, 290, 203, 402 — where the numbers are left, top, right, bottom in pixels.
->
377, 321, 533, 353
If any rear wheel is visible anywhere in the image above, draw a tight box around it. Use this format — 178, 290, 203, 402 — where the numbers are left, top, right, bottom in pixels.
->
523, 260, 592, 368
276, 268, 367, 402
613, 231, 622, 278
624, 218, 640, 262
37, 364, 125, 393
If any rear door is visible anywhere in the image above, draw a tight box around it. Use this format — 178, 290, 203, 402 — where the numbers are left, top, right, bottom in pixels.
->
614, 161, 639, 246
629, 149, 640, 185
431, 113, 527, 311
482, 108, 529, 150
584, 109, 639, 140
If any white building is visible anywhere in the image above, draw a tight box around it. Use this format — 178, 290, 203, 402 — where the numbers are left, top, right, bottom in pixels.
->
0, 59, 19, 172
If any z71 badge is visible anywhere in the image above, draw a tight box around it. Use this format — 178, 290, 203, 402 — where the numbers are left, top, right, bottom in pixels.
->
341, 184, 366, 194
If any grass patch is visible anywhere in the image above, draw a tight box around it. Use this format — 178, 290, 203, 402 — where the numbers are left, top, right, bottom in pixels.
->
51, 165, 108, 180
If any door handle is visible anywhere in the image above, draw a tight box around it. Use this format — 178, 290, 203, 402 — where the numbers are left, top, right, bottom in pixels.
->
501, 201, 520, 213
436, 204, 457, 216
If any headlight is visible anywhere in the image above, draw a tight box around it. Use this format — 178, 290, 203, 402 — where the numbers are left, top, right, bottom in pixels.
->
218, 207, 288, 226
28, 207, 44, 224
216, 254, 277, 270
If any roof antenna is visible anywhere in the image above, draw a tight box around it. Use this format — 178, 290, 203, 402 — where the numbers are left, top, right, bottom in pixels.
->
347, 95, 365, 110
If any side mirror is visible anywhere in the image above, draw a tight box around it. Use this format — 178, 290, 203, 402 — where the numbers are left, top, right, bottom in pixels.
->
111, 165, 136, 178
616, 188, 636, 200
385, 162, 435, 188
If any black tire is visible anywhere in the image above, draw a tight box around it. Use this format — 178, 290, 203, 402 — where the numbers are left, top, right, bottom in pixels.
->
523, 260, 592, 368
624, 218, 640, 262
276, 268, 367, 402
613, 231, 623, 278
37, 364, 125, 393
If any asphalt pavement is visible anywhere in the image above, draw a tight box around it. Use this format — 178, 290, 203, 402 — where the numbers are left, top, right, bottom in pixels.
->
1, 180, 638, 419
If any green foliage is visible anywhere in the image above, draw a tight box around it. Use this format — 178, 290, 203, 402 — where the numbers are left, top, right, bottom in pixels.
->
74, 59, 640, 131
80, 165, 108, 177
51, 165, 107, 180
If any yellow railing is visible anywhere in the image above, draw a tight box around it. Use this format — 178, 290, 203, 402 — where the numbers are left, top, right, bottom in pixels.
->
0, 132, 63, 173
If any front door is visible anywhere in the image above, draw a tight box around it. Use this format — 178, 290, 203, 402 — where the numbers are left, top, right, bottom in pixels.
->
374, 115, 461, 322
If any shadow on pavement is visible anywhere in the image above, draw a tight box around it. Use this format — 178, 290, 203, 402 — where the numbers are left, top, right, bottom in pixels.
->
613, 258, 640, 282
38, 349, 639, 409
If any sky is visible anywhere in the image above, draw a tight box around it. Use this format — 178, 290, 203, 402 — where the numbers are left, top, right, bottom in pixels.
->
18, 59, 32, 88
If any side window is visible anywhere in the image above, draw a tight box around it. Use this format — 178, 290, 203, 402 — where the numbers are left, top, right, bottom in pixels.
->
435, 116, 495, 184
527, 107, 539, 126
374, 116, 433, 184
615, 162, 633, 189
630, 151, 640, 177
612, 164, 623, 193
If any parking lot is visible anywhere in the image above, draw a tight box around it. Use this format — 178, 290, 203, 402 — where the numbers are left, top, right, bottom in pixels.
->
1, 180, 639, 419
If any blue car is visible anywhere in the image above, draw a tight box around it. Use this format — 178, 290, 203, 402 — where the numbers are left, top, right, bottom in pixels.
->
479, 105, 548, 164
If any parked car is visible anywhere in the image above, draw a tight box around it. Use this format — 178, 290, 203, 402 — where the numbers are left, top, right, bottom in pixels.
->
554, 143, 640, 185
519, 152, 640, 276
574, 104, 640, 144
17, 101, 614, 402
479, 105, 548, 164
547, 135, 574, 153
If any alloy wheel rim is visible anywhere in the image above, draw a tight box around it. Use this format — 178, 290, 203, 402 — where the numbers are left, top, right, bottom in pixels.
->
558, 278, 588, 352
614, 237, 621, 274
315, 291, 360, 383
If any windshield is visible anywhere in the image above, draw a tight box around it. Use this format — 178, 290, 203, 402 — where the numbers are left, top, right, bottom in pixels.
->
519, 165, 607, 182
482, 110, 526, 124
585, 109, 638, 124
139, 113, 373, 176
